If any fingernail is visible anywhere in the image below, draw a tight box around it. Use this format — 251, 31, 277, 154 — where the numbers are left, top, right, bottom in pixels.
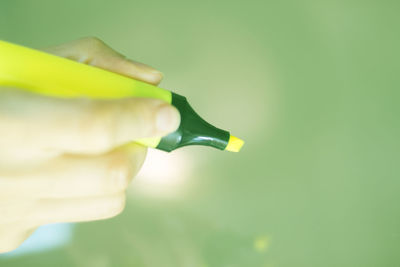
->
127, 60, 164, 84
142, 66, 163, 82
143, 70, 163, 84
135, 62, 163, 75
156, 105, 180, 133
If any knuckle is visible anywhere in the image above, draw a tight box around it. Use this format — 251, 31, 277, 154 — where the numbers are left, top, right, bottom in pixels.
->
77, 37, 106, 61
125, 98, 160, 137
106, 151, 134, 193
78, 101, 119, 153
0, 231, 28, 253
0, 242, 19, 253
105, 98, 158, 144
104, 195, 126, 218
81, 36, 104, 48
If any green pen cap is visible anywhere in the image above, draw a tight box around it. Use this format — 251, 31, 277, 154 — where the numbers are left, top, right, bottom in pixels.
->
157, 93, 231, 152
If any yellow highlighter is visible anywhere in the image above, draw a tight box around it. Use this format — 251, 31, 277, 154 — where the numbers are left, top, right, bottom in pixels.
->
0, 40, 244, 152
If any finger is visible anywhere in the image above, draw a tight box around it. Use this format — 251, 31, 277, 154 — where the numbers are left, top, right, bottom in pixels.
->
42, 37, 163, 85
29, 194, 126, 227
0, 88, 180, 156
0, 227, 36, 253
0, 200, 36, 224
0, 144, 146, 198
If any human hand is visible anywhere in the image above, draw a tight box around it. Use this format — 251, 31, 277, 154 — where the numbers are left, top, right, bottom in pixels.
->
0, 37, 180, 253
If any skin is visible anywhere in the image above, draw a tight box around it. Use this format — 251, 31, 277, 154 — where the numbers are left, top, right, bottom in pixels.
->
0, 37, 180, 253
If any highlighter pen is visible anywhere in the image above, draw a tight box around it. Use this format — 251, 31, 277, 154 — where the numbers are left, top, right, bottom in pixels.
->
0, 40, 244, 152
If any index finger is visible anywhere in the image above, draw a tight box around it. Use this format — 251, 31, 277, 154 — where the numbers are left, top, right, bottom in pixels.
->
42, 37, 163, 85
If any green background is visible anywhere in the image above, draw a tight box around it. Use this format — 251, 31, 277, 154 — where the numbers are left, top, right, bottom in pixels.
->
1, 0, 399, 266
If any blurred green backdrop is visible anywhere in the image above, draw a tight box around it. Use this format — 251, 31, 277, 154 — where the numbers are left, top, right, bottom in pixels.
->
1, 0, 399, 266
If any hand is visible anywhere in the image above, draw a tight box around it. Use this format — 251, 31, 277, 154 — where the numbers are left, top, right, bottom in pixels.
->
0, 37, 180, 253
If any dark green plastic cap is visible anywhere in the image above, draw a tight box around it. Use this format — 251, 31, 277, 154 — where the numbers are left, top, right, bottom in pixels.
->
156, 93, 230, 152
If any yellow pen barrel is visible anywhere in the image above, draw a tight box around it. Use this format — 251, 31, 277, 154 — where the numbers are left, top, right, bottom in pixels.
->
0, 40, 172, 102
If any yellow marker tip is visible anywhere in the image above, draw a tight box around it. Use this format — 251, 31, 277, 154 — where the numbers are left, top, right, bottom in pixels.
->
225, 135, 244, 152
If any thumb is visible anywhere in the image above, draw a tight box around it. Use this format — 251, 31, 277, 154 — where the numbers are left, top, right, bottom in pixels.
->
41, 37, 163, 85
0, 89, 180, 155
